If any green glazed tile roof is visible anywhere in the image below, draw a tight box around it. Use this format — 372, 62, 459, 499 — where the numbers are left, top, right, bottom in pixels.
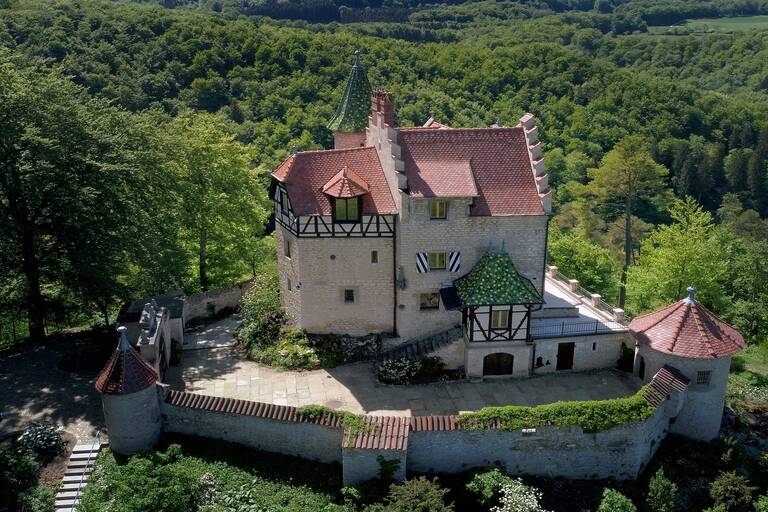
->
455, 252, 543, 306
328, 51, 372, 133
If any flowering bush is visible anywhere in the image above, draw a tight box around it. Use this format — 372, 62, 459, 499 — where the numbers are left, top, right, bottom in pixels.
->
16, 422, 65, 462
377, 358, 421, 384
491, 479, 549, 512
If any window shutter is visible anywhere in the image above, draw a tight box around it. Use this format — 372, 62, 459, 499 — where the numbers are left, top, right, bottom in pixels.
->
416, 252, 429, 273
449, 251, 461, 272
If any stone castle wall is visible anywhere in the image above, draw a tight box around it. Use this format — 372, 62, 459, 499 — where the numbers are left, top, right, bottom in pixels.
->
184, 279, 254, 325
395, 203, 548, 339
532, 332, 629, 375
277, 222, 395, 336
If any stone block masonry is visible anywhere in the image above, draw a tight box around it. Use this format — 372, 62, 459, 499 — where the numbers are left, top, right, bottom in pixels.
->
135, 368, 687, 486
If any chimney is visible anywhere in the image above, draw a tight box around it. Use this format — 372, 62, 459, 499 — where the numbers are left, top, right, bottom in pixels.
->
371, 88, 395, 127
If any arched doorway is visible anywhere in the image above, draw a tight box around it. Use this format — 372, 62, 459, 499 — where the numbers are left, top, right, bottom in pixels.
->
638, 356, 646, 380
483, 353, 514, 376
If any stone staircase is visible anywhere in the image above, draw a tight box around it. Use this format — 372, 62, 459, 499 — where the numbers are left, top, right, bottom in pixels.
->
55, 440, 107, 512
378, 326, 463, 366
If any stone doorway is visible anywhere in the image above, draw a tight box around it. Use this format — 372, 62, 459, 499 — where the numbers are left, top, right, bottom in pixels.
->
483, 353, 514, 376
556, 342, 575, 371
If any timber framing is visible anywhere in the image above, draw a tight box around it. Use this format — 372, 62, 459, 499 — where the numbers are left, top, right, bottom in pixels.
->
464, 304, 532, 343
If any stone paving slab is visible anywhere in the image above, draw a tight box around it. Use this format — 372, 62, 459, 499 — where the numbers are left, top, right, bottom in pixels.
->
168, 346, 643, 417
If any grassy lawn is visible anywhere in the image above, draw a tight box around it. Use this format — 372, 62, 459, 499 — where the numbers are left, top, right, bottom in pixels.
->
728, 344, 768, 421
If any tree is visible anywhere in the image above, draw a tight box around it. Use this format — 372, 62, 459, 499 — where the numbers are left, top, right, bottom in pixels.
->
548, 228, 618, 300
647, 468, 678, 512
709, 471, 755, 512
627, 198, 727, 314
162, 112, 268, 291
587, 136, 668, 309
372, 477, 454, 512
597, 489, 637, 512
747, 126, 768, 214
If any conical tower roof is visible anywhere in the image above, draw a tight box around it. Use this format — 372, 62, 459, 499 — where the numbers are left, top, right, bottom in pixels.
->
95, 326, 158, 395
630, 287, 745, 359
328, 50, 372, 133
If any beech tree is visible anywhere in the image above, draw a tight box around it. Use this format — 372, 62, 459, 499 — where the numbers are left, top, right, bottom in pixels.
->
587, 136, 668, 309
162, 112, 268, 291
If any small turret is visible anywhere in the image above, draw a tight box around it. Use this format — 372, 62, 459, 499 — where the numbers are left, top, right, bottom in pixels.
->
630, 285, 745, 440
328, 50, 372, 149
95, 326, 161, 455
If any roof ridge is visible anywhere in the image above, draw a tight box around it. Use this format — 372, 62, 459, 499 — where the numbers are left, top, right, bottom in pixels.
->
633, 300, 681, 330
690, 304, 716, 357
296, 146, 375, 155
398, 126, 522, 135
668, 302, 689, 354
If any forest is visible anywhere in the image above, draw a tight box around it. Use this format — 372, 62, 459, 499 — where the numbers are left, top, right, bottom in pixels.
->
0, 0, 767, 351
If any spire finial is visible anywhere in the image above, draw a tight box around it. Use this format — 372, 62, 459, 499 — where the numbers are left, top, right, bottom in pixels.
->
683, 286, 698, 305
117, 325, 131, 352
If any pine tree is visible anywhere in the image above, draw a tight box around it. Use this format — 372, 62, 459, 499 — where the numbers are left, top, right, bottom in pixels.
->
647, 468, 678, 512
747, 126, 768, 214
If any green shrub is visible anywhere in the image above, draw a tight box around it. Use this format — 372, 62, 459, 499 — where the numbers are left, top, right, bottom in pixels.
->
466, 468, 515, 506
709, 471, 755, 512
378, 358, 422, 384
0, 447, 40, 512
457, 386, 654, 433
597, 489, 637, 512
250, 327, 321, 369
18, 485, 55, 512
492, 479, 548, 512
647, 468, 677, 512
368, 477, 453, 512
418, 356, 446, 380
16, 421, 65, 462
238, 269, 286, 350
755, 495, 768, 512
296, 405, 366, 445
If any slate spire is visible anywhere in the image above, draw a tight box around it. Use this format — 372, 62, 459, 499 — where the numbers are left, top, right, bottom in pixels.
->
328, 50, 372, 133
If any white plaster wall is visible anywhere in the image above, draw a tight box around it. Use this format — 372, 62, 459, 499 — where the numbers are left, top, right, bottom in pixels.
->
432, 338, 466, 369
102, 386, 161, 455
464, 342, 533, 379
635, 347, 731, 441
396, 199, 547, 340
532, 332, 629, 374
161, 403, 343, 464
295, 235, 394, 335
407, 406, 669, 480
342, 448, 407, 485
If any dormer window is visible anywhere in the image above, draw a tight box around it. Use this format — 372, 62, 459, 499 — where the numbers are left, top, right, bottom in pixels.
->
322, 166, 369, 224
334, 197, 360, 222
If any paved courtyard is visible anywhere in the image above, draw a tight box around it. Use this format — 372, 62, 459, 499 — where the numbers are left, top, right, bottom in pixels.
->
168, 346, 642, 416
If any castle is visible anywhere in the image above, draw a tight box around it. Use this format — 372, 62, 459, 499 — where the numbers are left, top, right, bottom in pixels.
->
93, 52, 747, 483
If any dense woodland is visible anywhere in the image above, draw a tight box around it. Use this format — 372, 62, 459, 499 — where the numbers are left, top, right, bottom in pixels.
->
1, 0, 767, 349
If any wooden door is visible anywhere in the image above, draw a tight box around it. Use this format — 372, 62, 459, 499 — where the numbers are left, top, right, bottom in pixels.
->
483, 353, 514, 376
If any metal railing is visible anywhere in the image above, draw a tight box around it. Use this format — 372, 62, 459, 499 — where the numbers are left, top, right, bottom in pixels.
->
530, 319, 628, 339
546, 267, 626, 321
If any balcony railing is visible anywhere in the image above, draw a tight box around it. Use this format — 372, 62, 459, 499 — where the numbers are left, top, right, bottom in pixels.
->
530, 319, 628, 339
546, 266, 630, 322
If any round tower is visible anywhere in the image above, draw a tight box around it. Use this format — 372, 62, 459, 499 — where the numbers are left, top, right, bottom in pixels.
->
327, 50, 372, 149
630, 287, 745, 441
95, 326, 161, 455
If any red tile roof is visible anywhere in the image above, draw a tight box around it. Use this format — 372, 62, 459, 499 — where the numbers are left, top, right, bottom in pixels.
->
345, 416, 409, 450
644, 365, 689, 407
164, 390, 343, 427
422, 116, 451, 129
95, 344, 157, 395
630, 297, 745, 359
271, 147, 397, 216
321, 166, 370, 198
397, 127, 544, 215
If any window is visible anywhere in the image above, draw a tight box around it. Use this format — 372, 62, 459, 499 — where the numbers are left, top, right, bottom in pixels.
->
334, 197, 359, 222
344, 289, 355, 304
420, 293, 440, 310
429, 199, 447, 219
428, 252, 446, 270
287, 278, 292, 291
696, 370, 711, 385
280, 189, 289, 215
592, 342, 597, 351
491, 309, 509, 329
284, 237, 291, 259
371, 250, 378, 263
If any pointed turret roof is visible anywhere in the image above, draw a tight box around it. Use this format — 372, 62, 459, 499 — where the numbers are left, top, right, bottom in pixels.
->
630, 287, 745, 359
453, 248, 542, 307
95, 326, 158, 395
322, 166, 370, 198
327, 50, 372, 133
